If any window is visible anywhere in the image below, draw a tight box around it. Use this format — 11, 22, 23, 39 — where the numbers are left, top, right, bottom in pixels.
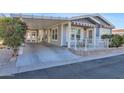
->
89, 30, 93, 39
52, 30, 54, 40
71, 28, 75, 40
71, 34, 75, 40
52, 28, 58, 40
71, 28, 81, 40
76, 29, 81, 40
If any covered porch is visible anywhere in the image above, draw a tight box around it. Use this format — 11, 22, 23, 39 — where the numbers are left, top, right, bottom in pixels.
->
67, 21, 109, 50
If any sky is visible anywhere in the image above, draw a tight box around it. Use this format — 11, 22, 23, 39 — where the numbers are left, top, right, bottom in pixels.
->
7, 13, 124, 29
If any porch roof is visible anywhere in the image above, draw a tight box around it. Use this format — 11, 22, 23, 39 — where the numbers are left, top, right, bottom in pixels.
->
71, 14, 115, 29
72, 21, 96, 28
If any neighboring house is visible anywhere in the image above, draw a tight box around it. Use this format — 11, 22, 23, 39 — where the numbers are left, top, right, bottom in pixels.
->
112, 29, 124, 35
11, 14, 114, 49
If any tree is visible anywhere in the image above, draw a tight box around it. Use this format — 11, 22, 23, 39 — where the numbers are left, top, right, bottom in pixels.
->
0, 17, 27, 56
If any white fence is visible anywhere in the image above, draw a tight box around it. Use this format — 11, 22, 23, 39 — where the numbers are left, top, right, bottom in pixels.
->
70, 38, 109, 50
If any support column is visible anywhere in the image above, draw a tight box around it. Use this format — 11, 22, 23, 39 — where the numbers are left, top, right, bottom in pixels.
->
84, 37, 88, 51
74, 28, 77, 49
31, 31, 33, 42
48, 29, 51, 43
68, 22, 71, 48
93, 28, 96, 48
61, 23, 64, 46
37, 30, 39, 43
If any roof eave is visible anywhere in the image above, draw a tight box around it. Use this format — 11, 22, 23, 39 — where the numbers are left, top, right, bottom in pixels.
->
70, 16, 100, 24
92, 14, 115, 27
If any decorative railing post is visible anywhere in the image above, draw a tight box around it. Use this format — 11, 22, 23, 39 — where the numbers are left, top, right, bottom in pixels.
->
74, 40, 77, 49
106, 39, 109, 48
84, 38, 88, 51
74, 29, 77, 50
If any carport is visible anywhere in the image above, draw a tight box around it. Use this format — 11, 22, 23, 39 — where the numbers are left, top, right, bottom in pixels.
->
11, 14, 69, 44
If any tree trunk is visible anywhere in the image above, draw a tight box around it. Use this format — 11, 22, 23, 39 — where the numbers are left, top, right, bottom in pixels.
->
12, 48, 18, 57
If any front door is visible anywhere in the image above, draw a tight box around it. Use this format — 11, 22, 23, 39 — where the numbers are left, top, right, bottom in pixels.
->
87, 29, 93, 43
31, 31, 38, 43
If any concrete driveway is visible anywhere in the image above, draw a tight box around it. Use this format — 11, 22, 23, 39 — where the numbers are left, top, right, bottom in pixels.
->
16, 43, 80, 67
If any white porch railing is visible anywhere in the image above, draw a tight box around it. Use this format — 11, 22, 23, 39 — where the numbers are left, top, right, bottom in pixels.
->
70, 38, 109, 50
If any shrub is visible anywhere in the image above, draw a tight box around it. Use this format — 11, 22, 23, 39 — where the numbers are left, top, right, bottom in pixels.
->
110, 34, 123, 48
101, 34, 111, 39
121, 35, 124, 44
101, 34, 124, 48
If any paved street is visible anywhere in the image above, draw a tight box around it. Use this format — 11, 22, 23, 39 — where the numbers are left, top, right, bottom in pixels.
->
1, 54, 124, 79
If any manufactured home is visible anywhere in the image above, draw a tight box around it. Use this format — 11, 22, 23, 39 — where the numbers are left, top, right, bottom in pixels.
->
11, 14, 115, 50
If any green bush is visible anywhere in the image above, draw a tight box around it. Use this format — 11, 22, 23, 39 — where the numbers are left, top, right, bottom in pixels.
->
121, 35, 124, 44
110, 34, 123, 48
101, 34, 124, 48
101, 34, 111, 39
